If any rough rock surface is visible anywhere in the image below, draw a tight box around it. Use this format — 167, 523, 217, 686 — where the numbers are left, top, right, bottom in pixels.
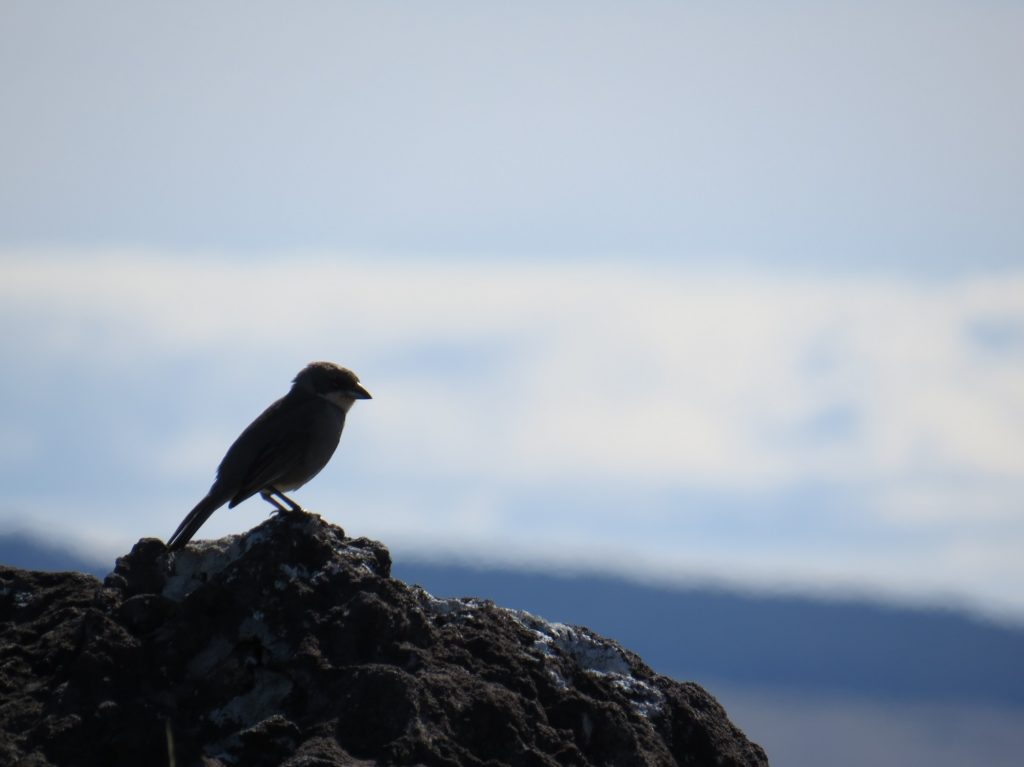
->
0, 513, 769, 766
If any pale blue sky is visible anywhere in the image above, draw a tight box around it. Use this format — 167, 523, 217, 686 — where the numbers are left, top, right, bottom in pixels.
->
2, 1, 1022, 268
1, 2, 1022, 620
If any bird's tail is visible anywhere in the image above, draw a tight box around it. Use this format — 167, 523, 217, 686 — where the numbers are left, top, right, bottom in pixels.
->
167, 493, 225, 551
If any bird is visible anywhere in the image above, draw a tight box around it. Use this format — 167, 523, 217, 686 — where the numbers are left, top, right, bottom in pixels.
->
167, 361, 371, 550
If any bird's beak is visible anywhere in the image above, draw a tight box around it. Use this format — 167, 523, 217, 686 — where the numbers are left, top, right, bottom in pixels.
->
350, 383, 372, 400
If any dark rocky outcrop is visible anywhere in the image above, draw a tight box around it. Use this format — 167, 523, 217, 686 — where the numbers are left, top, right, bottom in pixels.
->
0, 513, 768, 766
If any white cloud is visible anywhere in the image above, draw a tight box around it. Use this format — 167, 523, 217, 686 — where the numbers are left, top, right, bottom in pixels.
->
5, 252, 1023, 492
2, 251, 1023, 616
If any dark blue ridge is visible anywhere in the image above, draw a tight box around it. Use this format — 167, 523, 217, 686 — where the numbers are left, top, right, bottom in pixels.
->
0, 532, 110, 579
4, 532, 1022, 708
392, 560, 1024, 708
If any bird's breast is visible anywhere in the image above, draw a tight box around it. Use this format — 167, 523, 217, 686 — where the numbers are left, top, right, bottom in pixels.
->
305, 404, 346, 463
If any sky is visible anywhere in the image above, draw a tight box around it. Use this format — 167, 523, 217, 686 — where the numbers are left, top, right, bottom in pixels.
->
1, 2, 1022, 620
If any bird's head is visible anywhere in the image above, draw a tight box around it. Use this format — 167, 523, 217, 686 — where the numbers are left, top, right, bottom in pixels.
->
293, 361, 372, 412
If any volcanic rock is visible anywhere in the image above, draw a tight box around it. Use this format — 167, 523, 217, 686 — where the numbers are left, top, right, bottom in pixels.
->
0, 513, 768, 766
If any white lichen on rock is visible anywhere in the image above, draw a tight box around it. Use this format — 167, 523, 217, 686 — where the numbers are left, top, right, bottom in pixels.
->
163, 531, 264, 602
411, 590, 666, 719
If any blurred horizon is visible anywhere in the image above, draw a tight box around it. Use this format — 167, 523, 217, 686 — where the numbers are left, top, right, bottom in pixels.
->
3, 250, 1023, 627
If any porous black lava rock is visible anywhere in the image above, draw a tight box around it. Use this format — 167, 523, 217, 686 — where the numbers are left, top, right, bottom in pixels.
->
0, 513, 768, 766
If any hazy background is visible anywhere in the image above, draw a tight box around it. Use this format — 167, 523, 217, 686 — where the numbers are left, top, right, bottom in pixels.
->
2, 2, 1022, 764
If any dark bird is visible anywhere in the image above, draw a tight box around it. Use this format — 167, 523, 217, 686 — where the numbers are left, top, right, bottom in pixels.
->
167, 362, 371, 550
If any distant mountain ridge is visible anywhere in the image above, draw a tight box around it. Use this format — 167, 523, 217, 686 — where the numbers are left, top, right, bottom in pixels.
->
3, 531, 1022, 707
0, 531, 110, 577
392, 561, 1024, 707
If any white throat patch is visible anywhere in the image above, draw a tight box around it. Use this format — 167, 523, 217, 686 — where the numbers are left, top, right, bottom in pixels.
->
320, 390, 357, 412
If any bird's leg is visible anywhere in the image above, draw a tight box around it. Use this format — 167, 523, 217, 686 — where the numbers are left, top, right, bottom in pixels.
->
272, 489, 306, 514
260, 490, 291, 515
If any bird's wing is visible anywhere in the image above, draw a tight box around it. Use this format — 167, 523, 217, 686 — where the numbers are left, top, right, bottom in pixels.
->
227, 433, 309, 506
213, 393, 322, 508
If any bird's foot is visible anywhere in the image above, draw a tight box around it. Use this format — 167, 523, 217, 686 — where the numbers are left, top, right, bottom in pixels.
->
268, 503, 314, 518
